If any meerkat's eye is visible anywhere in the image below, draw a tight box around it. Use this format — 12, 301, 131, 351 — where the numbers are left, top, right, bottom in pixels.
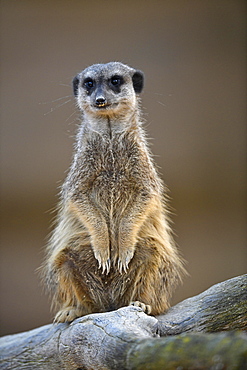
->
83, 78, 94, 89
110, 76, 123, 87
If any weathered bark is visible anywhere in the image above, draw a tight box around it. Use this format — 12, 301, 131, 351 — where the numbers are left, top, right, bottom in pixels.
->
157, 273, 247, 335
0, 274, 247, 370
127, 331, 247, 370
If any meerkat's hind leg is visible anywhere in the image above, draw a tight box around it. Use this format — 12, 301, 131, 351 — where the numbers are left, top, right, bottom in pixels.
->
130, 301, 152, 314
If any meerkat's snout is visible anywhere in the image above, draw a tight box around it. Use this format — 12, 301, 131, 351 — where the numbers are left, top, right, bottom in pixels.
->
94, 87, 109, 108
95, 96, 107, 107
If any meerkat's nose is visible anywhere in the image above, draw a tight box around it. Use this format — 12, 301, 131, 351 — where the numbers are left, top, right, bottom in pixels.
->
95, 96, 107, 106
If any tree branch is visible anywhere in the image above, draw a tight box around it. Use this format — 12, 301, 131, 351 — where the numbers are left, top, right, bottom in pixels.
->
157, 274, 247, 336
0, 275, 246, 369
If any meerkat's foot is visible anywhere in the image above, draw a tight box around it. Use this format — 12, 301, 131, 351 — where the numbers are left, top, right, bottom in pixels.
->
94, 250, 111, 274
54, 306, 84, 323
130, 301, 152, 315
117, 249, 134, 274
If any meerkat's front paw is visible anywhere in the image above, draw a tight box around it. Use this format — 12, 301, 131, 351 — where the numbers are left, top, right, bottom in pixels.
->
94, 250, 111, 274
54, 306, 84, 323
117, 249, 134, 274
130, 301, 152, 314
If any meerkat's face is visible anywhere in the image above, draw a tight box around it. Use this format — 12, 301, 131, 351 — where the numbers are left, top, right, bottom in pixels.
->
72, 62, 144, 116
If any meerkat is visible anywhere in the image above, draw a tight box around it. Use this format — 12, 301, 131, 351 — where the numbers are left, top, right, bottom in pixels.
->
42, 62, 185, 323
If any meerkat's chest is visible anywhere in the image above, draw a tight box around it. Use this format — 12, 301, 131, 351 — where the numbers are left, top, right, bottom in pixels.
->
92, 157, 132, 196
88, 144, 140, 205
74, 135, 151, 211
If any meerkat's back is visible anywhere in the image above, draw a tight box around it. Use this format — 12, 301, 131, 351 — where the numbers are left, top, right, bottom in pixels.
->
43, 62, 185, 323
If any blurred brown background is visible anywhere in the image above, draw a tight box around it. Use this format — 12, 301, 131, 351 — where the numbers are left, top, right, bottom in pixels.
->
0, 0, 246, 336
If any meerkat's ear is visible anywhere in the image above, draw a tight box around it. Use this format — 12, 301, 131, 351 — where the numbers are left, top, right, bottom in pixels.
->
72, 75, 80, 96
132, 70, 144, 94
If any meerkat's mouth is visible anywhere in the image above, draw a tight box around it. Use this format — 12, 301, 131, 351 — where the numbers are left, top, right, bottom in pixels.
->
93, 102, 118, 110
96, 104, 109, 108
93, 103, 110, 109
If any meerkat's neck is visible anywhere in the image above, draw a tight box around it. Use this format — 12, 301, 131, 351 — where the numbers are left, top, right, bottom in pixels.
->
82, 108, 141, 139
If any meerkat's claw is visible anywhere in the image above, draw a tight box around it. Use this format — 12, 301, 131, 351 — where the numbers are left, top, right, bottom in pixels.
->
101, 258, 111, 275
94, 252, 110, 274
117, 260, 124, 274
117, 258, 129, 274
107, 258, 111, 274
117, 249, 134, 274
125, 251, 134, 267
97, 259, 102, 270
54, 306, 83, 323
117, 259, 122, 274
130, 301, 152, 315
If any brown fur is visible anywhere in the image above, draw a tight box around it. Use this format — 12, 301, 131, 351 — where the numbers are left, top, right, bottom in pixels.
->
42, 62, 185, 322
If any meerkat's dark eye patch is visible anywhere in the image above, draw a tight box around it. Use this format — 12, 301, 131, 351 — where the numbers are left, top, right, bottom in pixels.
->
109, 75, 123, 92
110, 75, 123, 86
83, 78, 95, 91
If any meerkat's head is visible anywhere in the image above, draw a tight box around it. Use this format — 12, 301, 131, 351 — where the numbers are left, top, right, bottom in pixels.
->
72, 62, 144, 117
